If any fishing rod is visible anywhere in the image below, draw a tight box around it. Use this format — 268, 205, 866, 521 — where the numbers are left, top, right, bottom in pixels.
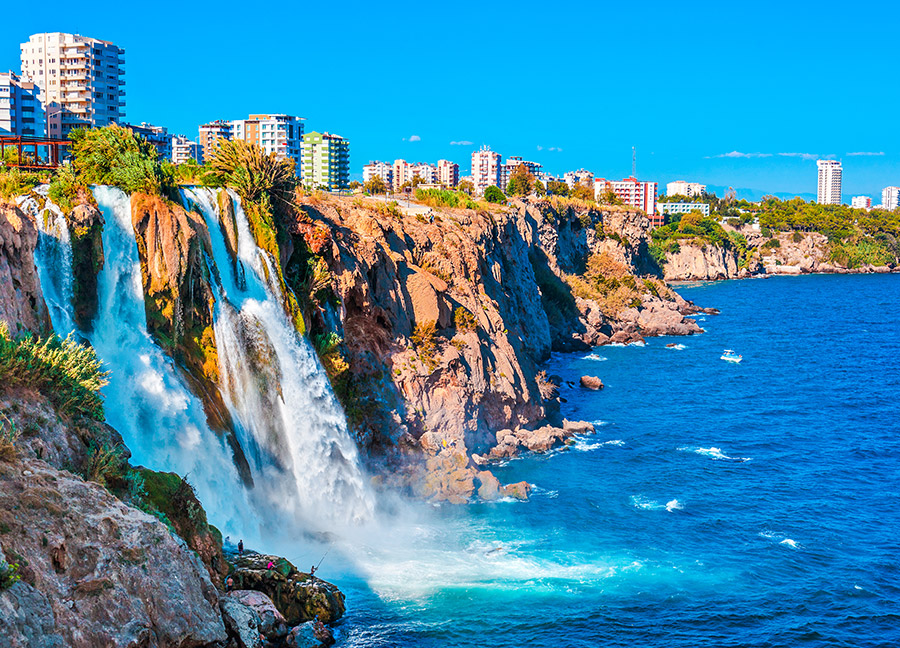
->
315, 546, 331, 571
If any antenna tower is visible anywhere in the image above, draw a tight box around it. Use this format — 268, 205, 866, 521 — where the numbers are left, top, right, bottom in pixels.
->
632, 147, 636, 177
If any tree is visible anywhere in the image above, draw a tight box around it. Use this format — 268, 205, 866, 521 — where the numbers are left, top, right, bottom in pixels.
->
598, 188, 623, 206
484, 185, 505, 203
349, 180, 362, 190
533, 179, 546, 197
506, 165, 535, 196
363, 175, 387, 195
547, 180, 569, 197
571, 178, 594, 201
457, 179, 474, 195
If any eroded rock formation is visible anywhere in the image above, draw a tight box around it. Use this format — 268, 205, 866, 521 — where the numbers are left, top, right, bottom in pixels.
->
0, 203, 50, 335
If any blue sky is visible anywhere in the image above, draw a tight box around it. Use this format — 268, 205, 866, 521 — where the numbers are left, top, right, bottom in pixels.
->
4, 0, 898, 199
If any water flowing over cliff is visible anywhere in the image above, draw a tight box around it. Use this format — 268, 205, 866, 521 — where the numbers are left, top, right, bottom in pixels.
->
26, 186, 374, 542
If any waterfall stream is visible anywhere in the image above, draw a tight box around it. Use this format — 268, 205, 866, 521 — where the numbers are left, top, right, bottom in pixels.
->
27, 185, 374, 548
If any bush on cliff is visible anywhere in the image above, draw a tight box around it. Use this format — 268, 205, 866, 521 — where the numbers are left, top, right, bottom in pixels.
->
48, 164, 94, 213
0, 167, 48, 201
0, 322, 109, 420
0, 413, 19, 462
207, 138, 296, 206
483, 185, 505, 204
68, 125, 176, 198
415, 188, 477, 209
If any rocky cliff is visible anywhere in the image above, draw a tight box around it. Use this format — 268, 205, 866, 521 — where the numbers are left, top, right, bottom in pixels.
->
662, 242, 742, 281
0, 204, 50, 336
284, 194, 706, 501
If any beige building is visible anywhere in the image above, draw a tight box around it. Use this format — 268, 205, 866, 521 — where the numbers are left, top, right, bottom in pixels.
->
666, 180, 706, 197
198, 120, 232, 161
230, 114, 304, 170
471, 146, 501, 194
392, 159, 436, 190
20, 32, 124, 139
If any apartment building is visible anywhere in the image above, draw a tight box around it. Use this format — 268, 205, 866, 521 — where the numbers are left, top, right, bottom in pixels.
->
659, 202, 710, 218
471, 146, 501, 194
124, 122, 171, 160
666, 180, 706, 197
850, 196, 871, 210
392, 160, 436, 190
881, 186, 899, 211
500, 156, 542, 192
198, 120, 232, 161
816, 160, 842, 205
231, 114, 304, 171
363, 161, 393, 188
301, 131, 349, 190
20, 32, 124, 139
0, 71, 45, 137
172, 135, 202, 165
564, 169, 593, 189
437, 159, 459, 187
595, 176, 660, 225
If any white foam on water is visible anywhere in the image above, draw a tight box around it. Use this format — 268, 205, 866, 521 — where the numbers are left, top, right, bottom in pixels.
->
666, 343, 687, 350
582, 353, 607, 361
759, 531, 801, 549
780, 538, 799, 549
665, 499, 683, 512
678, 446, 751, 462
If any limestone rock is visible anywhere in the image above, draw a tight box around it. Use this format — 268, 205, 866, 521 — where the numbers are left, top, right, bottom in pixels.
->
580, 376, 604, 390
476, 470, 501, 501
0, 203, 50, 334
502, 481, 532, 500
66, 202, 104, 330
0, 459, 227, 648
220, 596, 264, 648
227, 590, 288, 638
227, 554, 345, 625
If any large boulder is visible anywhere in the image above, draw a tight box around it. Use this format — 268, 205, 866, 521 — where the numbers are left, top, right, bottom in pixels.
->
580, 375, 604, 390
227, 554, 345, 625
219, 596, 264, 648
227, 590, 288, 638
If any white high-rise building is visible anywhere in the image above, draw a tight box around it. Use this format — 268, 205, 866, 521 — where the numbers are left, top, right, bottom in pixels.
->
0, 71, 45, 137
437, 159, 459, 187
816, 160, 842, 205
850, 196, 871, 210
471, 146, 501, 194
564, 169, 593, 189
171, 136, 202, 165
230, 114, 304, 171
666, 180, 706, 197
881, 186, 900, 211
20, 32, 125, 139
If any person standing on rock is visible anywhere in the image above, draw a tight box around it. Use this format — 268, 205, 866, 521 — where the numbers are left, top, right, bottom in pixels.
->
310, 565, 317, 580
238, 539, 243, 555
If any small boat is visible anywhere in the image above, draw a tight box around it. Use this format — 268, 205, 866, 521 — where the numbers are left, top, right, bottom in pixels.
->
721, 349, 742, 363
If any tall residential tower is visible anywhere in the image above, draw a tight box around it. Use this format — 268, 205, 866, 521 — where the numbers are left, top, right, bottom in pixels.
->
20, 32, 124, 139
816, 160, 842, 205
301, 132, 349, 191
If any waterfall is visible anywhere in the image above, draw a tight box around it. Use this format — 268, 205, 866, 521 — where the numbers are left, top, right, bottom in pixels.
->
86, 186, 261, 539
183, 188, 375, 529
17, 189, 76, 335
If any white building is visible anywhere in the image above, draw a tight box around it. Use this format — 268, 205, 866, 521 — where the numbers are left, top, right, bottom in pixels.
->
171, 136, 202, 165
20, 32, 125, 139
881, 186, 899, 211
0, 71, 45, 137
595, 176, 660, 225
363, 161, 393, 188
471, 146, 501, 194
391, 159, 436, 190
659, 202, 710, 217
124, 122, 171, 160
564, 169, 593, 189
666, 180, 706, 197
850, 196, 872, 210
437, 159, 459, 187
816, 160, 842, 205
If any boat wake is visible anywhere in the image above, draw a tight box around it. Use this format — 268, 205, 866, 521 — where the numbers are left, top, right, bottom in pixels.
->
759, 531, 801, 549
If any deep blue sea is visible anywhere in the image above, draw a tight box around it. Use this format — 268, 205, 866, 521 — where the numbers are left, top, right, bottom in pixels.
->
335, 274, 900, 647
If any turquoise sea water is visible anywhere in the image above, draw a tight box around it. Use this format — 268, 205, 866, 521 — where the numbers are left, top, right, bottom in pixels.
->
335, 274, 900, 647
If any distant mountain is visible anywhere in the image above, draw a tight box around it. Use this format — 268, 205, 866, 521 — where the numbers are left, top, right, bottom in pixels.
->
704, 184, 817, 203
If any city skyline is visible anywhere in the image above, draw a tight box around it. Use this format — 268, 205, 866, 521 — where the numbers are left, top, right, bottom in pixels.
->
3, 1, 900, 199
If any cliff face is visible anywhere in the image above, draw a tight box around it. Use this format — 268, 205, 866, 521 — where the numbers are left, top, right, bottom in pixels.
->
289, 195, 705, 500
0, 204, 50, 336
662, 242, 741, 281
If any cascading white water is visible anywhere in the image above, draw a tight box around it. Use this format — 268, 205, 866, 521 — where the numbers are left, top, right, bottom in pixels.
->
183, 188, 375, 530
86, 186, 261, 540
16, 189, 77, 335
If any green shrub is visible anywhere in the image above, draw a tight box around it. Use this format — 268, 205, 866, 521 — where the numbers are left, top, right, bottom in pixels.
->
0, 413, 19, 462
411, 321, 439, 370
47, 164, 91, 212
415, 188, 477, 209
762, 238, 781, 249
0, 167, 45, 201
0, 561, 20, 590
454, 307, 477, 332
483, 185, 505, 204
83, 441, 127, 487
792, 231, 803, 243
0, 322, 109, 419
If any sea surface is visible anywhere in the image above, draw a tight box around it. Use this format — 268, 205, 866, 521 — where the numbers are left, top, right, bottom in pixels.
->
334, 274, 900, 647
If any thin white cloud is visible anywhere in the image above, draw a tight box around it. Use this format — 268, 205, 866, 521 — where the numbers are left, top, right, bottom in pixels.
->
707, 151, 773, 159
549, 146, 562, 152
536, 145, 543, 151
408, 135, 421, 142
847, 151, 884, 156
450, 140, 473, 146
777, 152, 822, 161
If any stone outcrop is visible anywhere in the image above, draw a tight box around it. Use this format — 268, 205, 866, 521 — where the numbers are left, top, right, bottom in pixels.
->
662, 242, 740, 281
227, 589, 289, 638
0, 458, 227, 647
66, 203, 105, 331
580, 375, 604, 390
227, 553, 345, 625
0, 203, 50, 335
